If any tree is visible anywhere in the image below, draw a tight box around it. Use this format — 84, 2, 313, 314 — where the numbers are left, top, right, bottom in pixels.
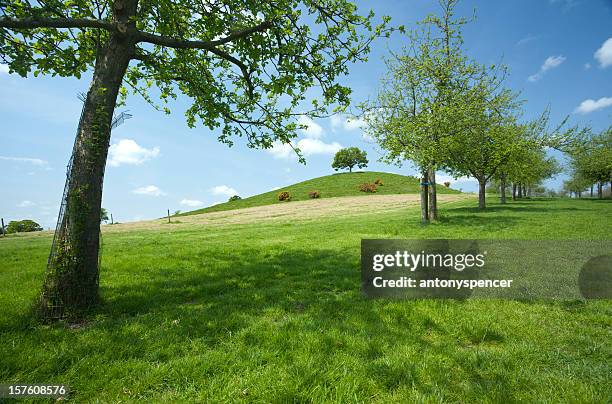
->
100, 208, 109, 223
332, 147, 368, 173
362, 0, 484, 222
563, 173, 591, 198
6, 219, 43, 233
503, 148, 560, 200
568, 127, 612, 198
228, 195, 241, 202
1, 0, 390, 319
444, 89, 579, 209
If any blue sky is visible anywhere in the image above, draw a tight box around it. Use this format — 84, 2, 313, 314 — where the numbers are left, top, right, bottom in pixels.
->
1, 0, 611, 229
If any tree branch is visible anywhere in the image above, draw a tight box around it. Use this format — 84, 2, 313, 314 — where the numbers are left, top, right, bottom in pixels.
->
0, 16, 113, 30
135, 20, 273, 49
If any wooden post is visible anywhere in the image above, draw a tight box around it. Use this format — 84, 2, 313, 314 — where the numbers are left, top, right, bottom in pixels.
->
110, 213, 114, 225
1, 218, 4, 236
167, 209, 171, 223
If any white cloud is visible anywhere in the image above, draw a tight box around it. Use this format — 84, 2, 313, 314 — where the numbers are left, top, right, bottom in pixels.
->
574, 97, 612, 114
267, 141, 295, 159
330, 114, 366, 132
0, 64, 9, 74
0, 156, 47, 166
297, 116, 323, 139
298, 138, 342, 156
108, 139, 160, 167
516, 34, 537, 47
180, 199, 204, 207
584, 63, 591, 70
267, 137, 342, 160
133, 185, 165, 196
542, 55, 566, 71
270, 186, 281, 191
17, 200, 36, 207
528, 55, 566, 82
594, 37, 612, 68
436, 174, 477, 184
210, 185, 238, 197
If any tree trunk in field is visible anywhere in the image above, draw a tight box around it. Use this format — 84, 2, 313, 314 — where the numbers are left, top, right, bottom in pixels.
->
500, 174, 507, 204
427, 167, 437, 221
349, 166, 352, 173
478, 178, 486, 210
598, 181, 603, 198
420, 171, 428, 224
512, 183, 516, 201
517, 183, 522, 198
37, 4, 136, 319
578, 191, 582, 198
590, 184, 593, 197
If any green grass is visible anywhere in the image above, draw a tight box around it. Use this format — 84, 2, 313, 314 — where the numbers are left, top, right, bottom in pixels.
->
180, 171, 459, 215
0, 198, 611, 402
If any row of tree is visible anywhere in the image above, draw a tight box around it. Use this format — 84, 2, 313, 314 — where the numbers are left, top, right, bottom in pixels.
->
360, 0, 585, 222
564, 128, 612, 198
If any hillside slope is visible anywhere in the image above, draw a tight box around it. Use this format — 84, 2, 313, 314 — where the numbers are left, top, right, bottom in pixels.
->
181, 171, 460, 216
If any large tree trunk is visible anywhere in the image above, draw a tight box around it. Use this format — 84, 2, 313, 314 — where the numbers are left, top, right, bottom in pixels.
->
598, 181, 603, 198
37, 17, 136, 319
478, 178, 486, 210
420, 171, 428, 224
500, 174, 507, 204
590, 184, 593, 197
427, 167, 437, 221
517, 182, 522, 198
512, 183, 516, 201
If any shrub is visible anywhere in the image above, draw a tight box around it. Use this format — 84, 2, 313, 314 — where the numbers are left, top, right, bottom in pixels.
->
359, 183, 377, 193
278, 191, 291, 201
308, 190, 321, 199
228, 195, 242, 202
443, 181, 451, 188
374, 178, 384, 186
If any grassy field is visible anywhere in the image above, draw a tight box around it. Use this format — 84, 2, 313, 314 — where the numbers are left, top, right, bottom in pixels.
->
180, 171, 459, 215
0, 197, 611, 402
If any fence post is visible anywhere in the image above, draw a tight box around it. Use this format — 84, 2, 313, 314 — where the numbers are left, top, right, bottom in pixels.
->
110, 213, 114, 225
1, 218, 4, 236
167, 209, 170, 223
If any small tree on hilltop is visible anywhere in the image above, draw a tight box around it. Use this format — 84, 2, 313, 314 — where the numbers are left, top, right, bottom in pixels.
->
332, 147, 368, 173
7, 220, 43, 233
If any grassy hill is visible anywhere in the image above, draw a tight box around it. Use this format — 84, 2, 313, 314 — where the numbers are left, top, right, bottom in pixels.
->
181, 171, 460, 216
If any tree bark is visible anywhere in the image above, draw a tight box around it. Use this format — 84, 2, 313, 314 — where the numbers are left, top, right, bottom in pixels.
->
500, 174, 507, 204
522, 184, 527, 198
590, 184, 593, 197
427, 167, 437, 221
420, 171, 428, 224
478, 178, 486, 210
598, 181, 603, 198
512, 183, 516, 201
37, 1, 137, 319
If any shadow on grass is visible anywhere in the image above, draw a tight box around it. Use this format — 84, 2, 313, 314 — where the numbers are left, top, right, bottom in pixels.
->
436, 213, 520, 231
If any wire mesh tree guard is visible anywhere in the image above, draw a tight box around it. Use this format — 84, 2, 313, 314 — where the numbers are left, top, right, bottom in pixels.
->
39, 95, 131, 320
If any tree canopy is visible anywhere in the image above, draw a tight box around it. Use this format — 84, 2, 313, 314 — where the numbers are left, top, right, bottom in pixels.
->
332, 147, 368, 172
1, 0, 391, 155
6, 219, 43, 233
